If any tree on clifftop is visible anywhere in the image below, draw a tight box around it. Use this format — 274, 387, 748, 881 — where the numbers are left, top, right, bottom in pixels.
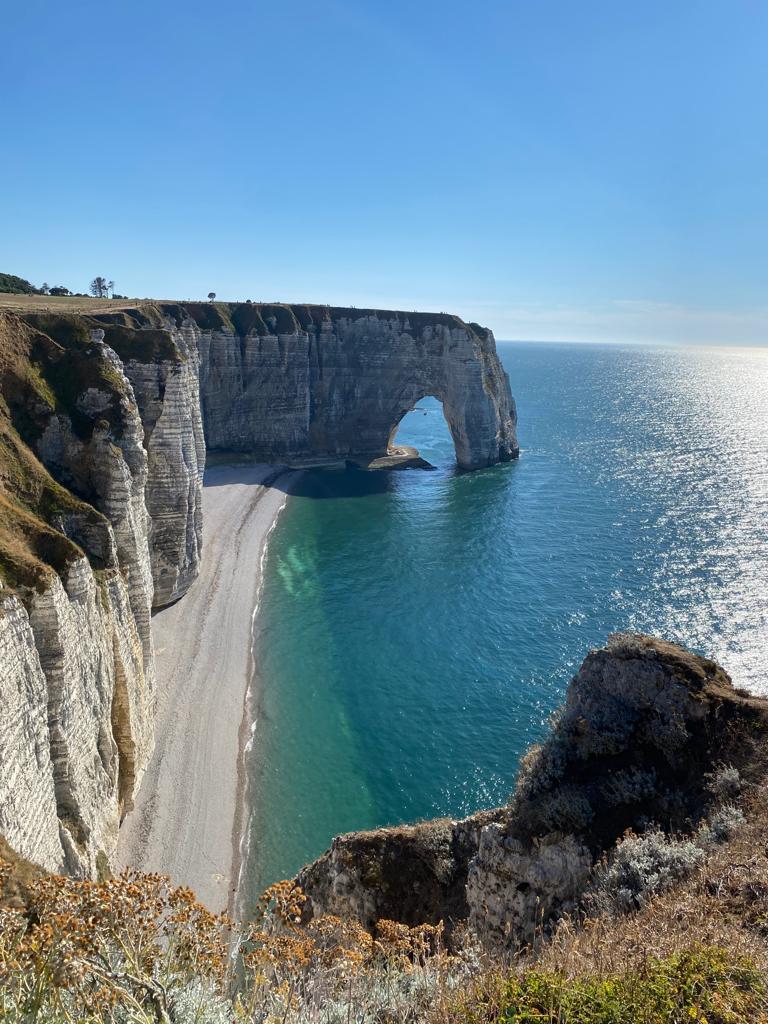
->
207, 291, 216, 302
90, 276, 109, 298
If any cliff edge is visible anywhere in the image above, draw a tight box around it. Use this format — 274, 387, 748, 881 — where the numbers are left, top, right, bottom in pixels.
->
296, 634, 768, 948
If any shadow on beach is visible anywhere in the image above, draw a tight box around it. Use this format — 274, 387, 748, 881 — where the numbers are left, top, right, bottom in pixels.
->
202, 458, 461, 500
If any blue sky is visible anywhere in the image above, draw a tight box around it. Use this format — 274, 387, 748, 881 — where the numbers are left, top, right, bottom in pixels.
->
2, 0, 766, 344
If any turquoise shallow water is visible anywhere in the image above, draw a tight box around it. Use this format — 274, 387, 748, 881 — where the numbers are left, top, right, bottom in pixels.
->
245, 341, 768, 897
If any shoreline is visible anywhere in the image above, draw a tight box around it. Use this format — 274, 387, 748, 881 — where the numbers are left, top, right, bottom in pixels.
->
231, 487, 291, 922
116, 463, 298, 914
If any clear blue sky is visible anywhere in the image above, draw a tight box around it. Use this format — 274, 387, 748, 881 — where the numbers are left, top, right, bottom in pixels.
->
2, 0, 766, 344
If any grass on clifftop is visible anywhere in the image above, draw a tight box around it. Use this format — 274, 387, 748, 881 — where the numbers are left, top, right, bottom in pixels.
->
0, 312, 114, 595
0, 293, 488, 345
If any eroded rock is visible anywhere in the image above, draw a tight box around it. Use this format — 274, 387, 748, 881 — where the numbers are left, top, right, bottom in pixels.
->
296, 634, 768, 949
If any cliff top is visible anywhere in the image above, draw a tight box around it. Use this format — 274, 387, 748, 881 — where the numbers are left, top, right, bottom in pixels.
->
0, 292, 491, 342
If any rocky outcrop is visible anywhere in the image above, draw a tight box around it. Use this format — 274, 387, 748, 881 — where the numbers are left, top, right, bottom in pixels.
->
296, 809, 505, 936
186, 304, 517, 470
296, 635, 768, 949
100, 320, 205, 607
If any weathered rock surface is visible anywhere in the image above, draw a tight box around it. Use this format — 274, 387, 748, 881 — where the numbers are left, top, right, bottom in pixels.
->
0, 592, 65, 873
102, 320, 205, 607
296, 809, 505, 936
297, 634, 768, 949
186, 304, 517, 469
468, 634, 768, 946
0, 312, 157, 875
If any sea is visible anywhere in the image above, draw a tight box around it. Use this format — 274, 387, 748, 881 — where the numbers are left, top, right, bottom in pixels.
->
243, 340, 768, 898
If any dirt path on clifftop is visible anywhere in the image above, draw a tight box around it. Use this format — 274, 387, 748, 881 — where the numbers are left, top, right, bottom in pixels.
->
116, 464, 296, 913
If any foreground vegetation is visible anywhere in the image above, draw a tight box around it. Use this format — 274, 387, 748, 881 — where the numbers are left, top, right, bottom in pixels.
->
0, 868, 764, 1023
4, 782, 768, 1023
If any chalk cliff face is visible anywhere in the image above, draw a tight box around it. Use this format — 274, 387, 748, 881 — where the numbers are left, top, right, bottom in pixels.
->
296, 635, 768, 949
0, 299, 515, 879
185, 304, 517, 469
0, 306, 206, 875
99, 318, 206, 608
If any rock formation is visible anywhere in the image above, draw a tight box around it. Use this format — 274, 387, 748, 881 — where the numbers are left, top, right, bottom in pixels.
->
0, 311, 156, 875
0, 298, 516, 878
296, 809, 505, 936
98, 317, 206, 608
296, 634, 768, 948
185, 303, 518, 470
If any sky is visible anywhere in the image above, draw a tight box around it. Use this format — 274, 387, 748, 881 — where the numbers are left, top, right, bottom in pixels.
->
2, 0, 766, 344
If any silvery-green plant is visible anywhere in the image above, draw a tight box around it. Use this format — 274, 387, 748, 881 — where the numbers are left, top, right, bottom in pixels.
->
698, 804, 745, 846
706, 765, 742, 803
589, 829, 706, 915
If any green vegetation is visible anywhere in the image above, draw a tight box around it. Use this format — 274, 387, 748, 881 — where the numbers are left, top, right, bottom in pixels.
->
181, 301, 236, 333
0, 272, 38, 295
0, 422, 98, 594
18, 312, 129, 441
458, 948, 767, 1023
99, 323, 182, 363
0, 310, 116, 596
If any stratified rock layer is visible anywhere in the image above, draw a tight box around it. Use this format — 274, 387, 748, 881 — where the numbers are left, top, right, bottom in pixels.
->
185, 304, 517, 469
297, 634, 768, 948
0, 312, 158, 874
0, 593, 65, 873
104, 321, 205, 607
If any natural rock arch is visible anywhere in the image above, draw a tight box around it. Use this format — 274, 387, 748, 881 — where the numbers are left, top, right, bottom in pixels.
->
387, 393, 451, 449
192, 305, 519, 470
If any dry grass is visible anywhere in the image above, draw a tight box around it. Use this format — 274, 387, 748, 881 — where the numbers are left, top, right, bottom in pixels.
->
0, 293, 153, 315
534, 781, 768, 982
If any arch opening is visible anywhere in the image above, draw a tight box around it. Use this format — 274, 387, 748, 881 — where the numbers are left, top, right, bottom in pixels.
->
388, 395, 457, 468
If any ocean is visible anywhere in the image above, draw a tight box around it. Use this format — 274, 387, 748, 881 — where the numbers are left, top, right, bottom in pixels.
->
244, 340, 768, 898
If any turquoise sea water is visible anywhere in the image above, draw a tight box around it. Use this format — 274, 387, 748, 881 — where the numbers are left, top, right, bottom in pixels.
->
245, 341, 768, 897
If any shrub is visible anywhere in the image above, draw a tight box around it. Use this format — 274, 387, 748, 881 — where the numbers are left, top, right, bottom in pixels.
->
0, 866, 461, 1023
2, 863, 765, 1023
588, 829, 706, 915
699, 804, 746, 845
599, 767, 659, 808
707, 765, 742, 803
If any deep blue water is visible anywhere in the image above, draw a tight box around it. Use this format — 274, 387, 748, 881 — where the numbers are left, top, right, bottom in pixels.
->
246, 341, 768, 894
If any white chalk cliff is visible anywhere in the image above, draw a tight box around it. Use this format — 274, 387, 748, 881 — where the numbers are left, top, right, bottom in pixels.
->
0, 301, 517, 878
